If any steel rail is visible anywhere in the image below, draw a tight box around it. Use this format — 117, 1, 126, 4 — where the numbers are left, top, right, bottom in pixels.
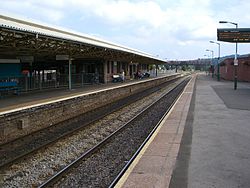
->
109, 77, 191, 187
38, 77, 190, 188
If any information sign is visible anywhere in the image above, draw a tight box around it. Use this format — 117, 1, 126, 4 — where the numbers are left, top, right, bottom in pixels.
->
217, 28, 250, 43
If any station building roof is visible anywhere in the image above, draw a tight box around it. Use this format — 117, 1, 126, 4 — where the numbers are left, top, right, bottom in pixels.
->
0, 14, 164, 64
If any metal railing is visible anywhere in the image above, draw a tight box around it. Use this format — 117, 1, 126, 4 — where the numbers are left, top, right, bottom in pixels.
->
0, 73, 99, 93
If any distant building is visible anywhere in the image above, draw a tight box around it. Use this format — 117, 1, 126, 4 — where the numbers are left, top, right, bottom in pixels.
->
216, 54, 250, 82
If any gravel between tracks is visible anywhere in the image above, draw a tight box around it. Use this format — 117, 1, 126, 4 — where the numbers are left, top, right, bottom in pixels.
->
55, 78, 189, 187
1, 78, 185, 188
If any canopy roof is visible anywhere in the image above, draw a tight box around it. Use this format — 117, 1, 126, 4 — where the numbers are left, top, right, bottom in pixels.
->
0, 14, 164, 64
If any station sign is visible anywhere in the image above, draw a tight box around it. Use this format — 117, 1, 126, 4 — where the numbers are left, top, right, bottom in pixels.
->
217, 28, 250, 43
0, 59, 20, 63
56, 55, 69, 60
234, 59, 238, 66
19, 56, 34, 63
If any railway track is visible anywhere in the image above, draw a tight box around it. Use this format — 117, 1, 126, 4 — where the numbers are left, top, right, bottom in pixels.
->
39, 77, 191, 187
1, 76, 189, 187
0, 76, 182, 169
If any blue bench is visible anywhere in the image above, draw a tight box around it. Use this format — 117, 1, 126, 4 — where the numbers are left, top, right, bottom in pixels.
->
0, 81, 20, 96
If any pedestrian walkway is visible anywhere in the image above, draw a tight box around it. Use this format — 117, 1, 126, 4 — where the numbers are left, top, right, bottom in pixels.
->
170, 73, 250, 188
0, 83, 112, 113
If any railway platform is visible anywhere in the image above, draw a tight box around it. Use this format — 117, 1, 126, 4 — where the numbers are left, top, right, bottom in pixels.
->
0, 72, 174, 114
0, 73, 182, 145
117, 73, 250, 188
0, 78, 136, 113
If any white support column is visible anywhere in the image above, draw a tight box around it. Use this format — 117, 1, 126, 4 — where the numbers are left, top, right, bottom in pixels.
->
113, 61, 117, 74
103, 60, 108, 83
156, 64, 158, 77
69, 58, 72, 90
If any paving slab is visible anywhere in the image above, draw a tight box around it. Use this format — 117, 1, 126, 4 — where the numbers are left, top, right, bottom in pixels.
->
170, 73, 250, 188
213, 85, 250, 110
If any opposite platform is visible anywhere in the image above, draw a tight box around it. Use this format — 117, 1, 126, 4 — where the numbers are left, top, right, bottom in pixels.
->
0, 73, 175, 114
0, 74, 180, 144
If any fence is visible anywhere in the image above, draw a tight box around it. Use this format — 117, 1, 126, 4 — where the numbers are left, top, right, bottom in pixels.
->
0, 73, 99, 92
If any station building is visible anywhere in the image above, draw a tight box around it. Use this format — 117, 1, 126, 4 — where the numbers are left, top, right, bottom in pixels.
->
0, 15, 164, 92
214, 54, 250, 82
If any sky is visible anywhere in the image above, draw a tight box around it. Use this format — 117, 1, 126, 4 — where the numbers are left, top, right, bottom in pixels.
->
0, 0, 250, 60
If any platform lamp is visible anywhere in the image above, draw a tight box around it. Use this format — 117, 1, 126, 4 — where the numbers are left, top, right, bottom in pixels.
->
210, 41, 221, 81
206, 49, 214, 77
219, 21, 238, 90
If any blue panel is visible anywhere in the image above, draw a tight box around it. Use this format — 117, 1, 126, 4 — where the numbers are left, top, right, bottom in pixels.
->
0, 63, 21, 78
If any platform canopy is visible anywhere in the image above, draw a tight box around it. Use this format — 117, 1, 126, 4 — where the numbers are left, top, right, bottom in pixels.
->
0, 14, 164, 64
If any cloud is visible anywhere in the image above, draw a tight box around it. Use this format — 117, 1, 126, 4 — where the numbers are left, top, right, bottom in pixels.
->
218, 0, 250, 27
71, 0, 168, 29
0, 0, 64, 23
1, 0, 250, 60
0, 0, 215, 40
68, 0, 217, 46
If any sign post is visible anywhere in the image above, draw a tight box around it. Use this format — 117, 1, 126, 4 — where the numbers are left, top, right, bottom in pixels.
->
217, 27, 250, 90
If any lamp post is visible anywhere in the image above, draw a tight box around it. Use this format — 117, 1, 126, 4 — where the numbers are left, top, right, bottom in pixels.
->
210, 41, 221, 81
206, 49, 214, 77
204, 54, 210, 74
219, 21, 238, 90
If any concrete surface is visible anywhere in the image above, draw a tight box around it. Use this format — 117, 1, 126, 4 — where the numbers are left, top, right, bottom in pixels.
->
170, 73, 250, 188
212, 85, 250, 110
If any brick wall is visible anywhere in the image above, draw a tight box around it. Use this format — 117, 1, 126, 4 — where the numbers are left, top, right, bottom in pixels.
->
220, 57, 250, 82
